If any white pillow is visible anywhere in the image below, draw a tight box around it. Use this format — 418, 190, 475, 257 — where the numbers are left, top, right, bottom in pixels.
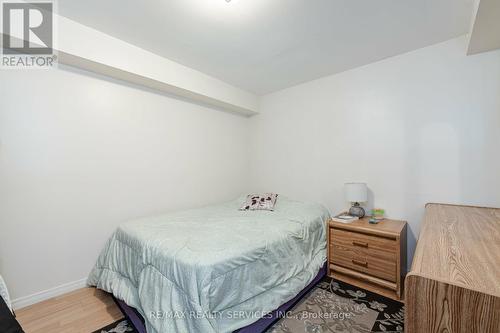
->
240, 193, 279, 211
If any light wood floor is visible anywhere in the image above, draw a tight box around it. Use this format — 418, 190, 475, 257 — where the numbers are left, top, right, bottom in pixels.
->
15, 288, 123, 333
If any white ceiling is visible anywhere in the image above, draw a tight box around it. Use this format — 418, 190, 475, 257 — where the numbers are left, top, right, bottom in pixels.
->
58, 0, 475, 95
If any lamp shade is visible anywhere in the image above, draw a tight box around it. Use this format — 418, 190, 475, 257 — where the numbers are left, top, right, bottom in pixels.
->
344, 182, 368, 203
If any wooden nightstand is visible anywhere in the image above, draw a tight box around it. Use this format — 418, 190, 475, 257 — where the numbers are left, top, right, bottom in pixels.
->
327, 217, 407, 301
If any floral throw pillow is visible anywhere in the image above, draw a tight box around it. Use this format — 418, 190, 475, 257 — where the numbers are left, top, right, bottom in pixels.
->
240, 193, 279, 211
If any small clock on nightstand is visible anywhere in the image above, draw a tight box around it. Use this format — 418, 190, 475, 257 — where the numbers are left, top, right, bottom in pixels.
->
327, 217, 407, 301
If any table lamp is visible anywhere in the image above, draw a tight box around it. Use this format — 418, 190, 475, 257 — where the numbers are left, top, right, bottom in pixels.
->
344, 182, 368, 218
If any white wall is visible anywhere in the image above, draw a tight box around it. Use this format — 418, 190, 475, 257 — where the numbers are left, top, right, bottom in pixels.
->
2, 34, 499, 305
249, 36, 500, 268
0, 65, 250, 302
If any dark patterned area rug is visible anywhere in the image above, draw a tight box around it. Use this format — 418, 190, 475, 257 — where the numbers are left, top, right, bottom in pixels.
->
267, 276, 404, 333
94, 276, 404, 333
92, 319, 137, 333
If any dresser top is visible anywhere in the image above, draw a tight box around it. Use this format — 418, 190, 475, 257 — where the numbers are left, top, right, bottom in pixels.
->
328, 216, 406, 238
410, 203, 500, 297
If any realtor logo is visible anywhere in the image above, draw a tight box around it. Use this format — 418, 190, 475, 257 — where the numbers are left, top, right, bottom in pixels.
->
1, 1, 56, 68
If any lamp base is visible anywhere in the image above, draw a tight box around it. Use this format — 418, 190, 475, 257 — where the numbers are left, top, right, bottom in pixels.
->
349, 203, 365, 218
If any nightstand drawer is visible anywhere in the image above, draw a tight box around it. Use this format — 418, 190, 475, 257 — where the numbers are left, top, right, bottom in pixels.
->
330, 228, 397, 259
330, 245, 397, 282
327, 217, 407, 301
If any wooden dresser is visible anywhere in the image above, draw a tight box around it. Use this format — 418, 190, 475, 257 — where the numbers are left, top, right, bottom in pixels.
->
405, 203, 500, 333
327, 217, 407, 301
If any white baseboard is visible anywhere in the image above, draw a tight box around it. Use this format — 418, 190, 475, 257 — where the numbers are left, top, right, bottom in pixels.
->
11, 278, 88, 310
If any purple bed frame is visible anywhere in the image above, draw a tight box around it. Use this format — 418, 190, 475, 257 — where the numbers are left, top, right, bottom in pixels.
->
114, 262, 327, 333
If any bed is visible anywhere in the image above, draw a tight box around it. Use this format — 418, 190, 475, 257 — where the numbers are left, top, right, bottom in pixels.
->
88, 196, 329, 333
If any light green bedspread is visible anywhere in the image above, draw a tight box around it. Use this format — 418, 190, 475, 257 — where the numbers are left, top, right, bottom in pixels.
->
88, 197, 329, 333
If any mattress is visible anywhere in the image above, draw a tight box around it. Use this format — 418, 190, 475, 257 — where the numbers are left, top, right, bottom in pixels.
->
88, 196, 329, 333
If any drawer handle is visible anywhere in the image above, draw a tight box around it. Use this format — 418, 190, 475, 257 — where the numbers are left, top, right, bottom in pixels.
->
352, 241, 368, 248
352, 259, 368, 267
